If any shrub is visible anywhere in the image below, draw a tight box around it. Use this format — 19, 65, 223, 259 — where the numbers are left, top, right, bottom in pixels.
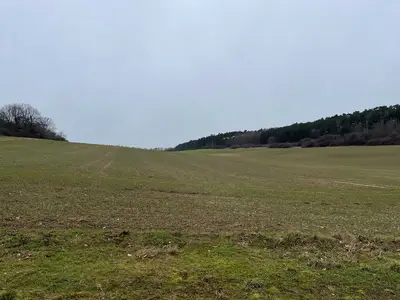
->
0, 128, 11, 136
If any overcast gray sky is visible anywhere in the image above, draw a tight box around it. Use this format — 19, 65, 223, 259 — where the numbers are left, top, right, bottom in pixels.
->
1, 1, 399, 148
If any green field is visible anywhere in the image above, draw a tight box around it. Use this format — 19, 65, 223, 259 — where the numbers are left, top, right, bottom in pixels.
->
1, 137, 399, 299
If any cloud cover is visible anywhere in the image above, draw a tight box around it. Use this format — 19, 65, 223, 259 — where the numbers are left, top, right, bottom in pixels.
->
1, 0, 399, 148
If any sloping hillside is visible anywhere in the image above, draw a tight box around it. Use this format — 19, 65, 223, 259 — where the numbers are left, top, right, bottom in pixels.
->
1, 137, 400, 299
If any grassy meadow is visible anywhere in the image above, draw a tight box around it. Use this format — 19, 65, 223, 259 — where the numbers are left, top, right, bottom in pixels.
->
0, 137, 399, 299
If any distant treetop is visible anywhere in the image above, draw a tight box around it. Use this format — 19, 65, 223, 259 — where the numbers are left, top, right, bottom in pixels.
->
174, 105, 400, 150
0, 103, 67, 141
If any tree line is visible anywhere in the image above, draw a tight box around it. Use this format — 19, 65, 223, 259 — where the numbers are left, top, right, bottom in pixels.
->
0, 103, 67, 141
174, 105, 400, 150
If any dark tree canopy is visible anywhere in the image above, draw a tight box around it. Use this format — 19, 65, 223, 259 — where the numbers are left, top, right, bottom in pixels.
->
0, 103, 67, 141
174, 105, 400, 150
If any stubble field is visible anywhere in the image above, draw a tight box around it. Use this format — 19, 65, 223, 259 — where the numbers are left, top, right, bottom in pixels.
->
1, 137, 399, 299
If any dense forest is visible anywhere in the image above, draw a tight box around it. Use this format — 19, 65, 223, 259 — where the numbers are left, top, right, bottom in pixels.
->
174, 105, 400, 150
0, 103, 67, 141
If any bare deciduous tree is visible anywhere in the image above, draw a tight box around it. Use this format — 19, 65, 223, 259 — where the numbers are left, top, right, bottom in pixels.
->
0, 103, 41, 131
0, 103, 67, 141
